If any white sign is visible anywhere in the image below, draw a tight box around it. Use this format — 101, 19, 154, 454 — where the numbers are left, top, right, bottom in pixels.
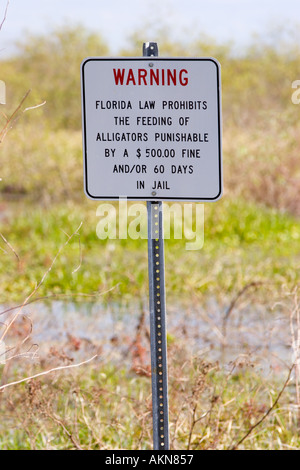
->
81, 58, 222, 201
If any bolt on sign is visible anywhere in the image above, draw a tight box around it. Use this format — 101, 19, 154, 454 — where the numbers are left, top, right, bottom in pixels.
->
81, 58, 222, 201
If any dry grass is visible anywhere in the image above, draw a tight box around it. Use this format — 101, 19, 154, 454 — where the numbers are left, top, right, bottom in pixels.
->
0, 329, 298, 450
224, 112, 300, 216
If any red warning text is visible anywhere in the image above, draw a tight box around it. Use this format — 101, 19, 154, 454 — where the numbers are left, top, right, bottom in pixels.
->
113, 68, 189, 86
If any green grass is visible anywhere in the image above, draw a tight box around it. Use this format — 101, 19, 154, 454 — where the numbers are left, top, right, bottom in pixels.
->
0, 197, 299, 305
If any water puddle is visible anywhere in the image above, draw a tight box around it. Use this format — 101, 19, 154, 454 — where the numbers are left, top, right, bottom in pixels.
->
0, 297, 294, 377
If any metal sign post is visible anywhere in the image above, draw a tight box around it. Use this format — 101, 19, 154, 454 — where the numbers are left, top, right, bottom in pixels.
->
144, 42, 170, 451
81, 42, 222, 450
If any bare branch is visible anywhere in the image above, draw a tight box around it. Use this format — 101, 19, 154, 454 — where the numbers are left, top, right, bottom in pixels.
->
0, 89, 46, 143
222, 281, 265, 339
0, 90, 31, 142
0, 0, 9, 32
0, 232, 20, 262
23, 101, 46, 113
72, 232, 82, 274
0, 284, 119, 317
0, 355, 98, 392
45, 410, 84, 451
0, 222, 83, 343
229, 364, 294, 450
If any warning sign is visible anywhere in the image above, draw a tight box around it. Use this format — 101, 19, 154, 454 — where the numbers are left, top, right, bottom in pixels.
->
81, 58, 222, 201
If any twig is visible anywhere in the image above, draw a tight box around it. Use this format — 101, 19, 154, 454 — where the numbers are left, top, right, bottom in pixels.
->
0, 354, 98, 392
0, 0, 9, 32
0, 222, 83, 343
229, 364, 294, 450
23, 101, 46, 113
0, 232, 20, 262
0, 89, 46, 143
187, 402, 198, 450
290, 291, 300, 423
0, 89, 31, 143
45, 411, 83, 451
62, 228, 82, 274
3, 345, 39, 362
222, 281, 264, 339
0, 285, 119, 317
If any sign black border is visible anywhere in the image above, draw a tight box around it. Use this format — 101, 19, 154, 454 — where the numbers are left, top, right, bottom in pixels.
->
81, 57, 222, 201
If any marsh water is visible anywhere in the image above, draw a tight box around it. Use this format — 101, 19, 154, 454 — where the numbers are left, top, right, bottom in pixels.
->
1, 296, 295, 378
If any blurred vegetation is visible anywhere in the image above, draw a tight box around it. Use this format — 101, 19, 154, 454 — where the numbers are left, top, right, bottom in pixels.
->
1, 26, 109, 130
0, 23, 300, 300
2, 24, 300, 130
1, 23, 300, 451
1, 24, 300, 211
